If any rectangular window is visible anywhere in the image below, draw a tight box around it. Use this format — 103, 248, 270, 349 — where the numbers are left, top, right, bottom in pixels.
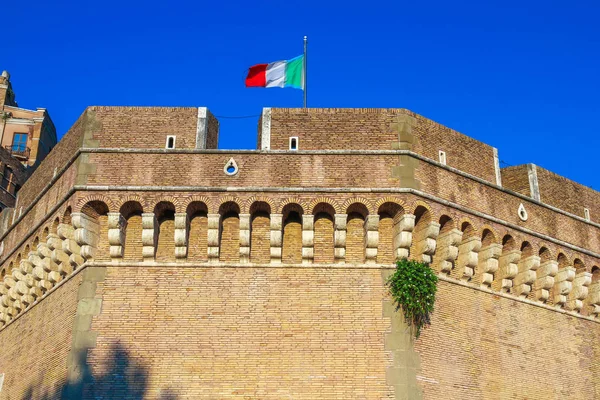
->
289, 137, 298, 151
438, 150, 447, 165
165, 135, 176, 149
584, 208, 590, 221
11, 133, 27, 153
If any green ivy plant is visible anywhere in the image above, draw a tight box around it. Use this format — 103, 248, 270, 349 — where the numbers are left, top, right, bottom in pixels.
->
387, 258, 438, 338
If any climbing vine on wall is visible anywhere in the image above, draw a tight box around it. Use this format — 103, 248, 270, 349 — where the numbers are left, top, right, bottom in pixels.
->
387, 258, 438, 338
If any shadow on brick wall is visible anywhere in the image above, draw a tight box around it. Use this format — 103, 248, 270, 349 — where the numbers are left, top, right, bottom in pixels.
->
19, 342, 178, 400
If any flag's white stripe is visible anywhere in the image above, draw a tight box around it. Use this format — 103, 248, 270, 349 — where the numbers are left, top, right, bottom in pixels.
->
265, 61, 286, 88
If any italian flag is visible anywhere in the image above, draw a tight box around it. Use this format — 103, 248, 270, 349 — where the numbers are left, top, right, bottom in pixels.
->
245, 55, 304, 90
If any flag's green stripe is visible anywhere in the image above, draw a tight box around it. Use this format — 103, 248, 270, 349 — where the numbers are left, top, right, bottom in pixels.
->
284, 55, 304, 89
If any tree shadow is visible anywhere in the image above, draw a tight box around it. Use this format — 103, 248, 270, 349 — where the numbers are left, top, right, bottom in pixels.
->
18, 342, 178, 400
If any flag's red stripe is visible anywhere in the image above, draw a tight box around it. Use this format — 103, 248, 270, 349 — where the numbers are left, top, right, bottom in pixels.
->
245, 63, 268, 87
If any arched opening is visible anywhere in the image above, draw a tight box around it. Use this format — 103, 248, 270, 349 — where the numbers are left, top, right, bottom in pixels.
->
155, 202, 176, 261
313, 203, 335, 264
249, 202, 271, 263
461, 222, 476, 240
43, 227, 49, 241
52, 217, 59, 234
282, 203, 303, 264
592, 267, 600, 284
539, 247, 552, 263
346, 203, 369, 264
62, 206, 72, 225
81, 201, 110, 261
0, 268, 5, 279
121, 201, 144, 262
15, 253, 21, 269
377, 202, 404, 264
219, 202, 240, 262
557, 253, 570, 269
186, 202, 208, 262
7, 262, 14, 276
520, 241, 533, 258
574, 258, 586, 274
481, 229, 496, 247
439, 215, 454, 234
502, 235, 516, 252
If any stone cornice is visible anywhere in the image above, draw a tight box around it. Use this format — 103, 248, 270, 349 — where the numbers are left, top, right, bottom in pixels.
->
5, 118, 35, 126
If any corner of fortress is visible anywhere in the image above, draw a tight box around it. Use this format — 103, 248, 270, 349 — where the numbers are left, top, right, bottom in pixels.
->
0, 106, 599, 399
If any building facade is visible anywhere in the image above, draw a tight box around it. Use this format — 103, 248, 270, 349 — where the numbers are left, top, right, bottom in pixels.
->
0, 71, 57, 168
0, 106, 598, 399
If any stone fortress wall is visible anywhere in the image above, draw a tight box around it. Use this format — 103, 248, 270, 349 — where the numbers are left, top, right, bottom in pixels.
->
0, 107, 599, 399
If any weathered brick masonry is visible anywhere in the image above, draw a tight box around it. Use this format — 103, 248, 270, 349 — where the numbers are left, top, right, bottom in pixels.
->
0, 107, 599, 399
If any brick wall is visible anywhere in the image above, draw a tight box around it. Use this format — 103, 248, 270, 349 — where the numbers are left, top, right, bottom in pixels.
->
501, 165, 532, 197
87, 266, 394, 399
0, 274, 81, 400
206, 111, 219, 149
346, 214, 365, 263
123, 215, 143, 261
85, 152, 401, 189
156, 218, 175, 262
220, 214, 240, 262
416, 280, 600, 399
314, 214, 334, 264
265, 108, 497, 183
535, 166, 600, 223
22, 264, 592, 399
377, 216, 394, 264
250, 213, 270, 263
188, 214, 208, 262
89, 106, 199, 149
282, 217, 302, 263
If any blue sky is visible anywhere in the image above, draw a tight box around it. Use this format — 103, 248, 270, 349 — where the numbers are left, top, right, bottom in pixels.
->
3, 1, 599, 189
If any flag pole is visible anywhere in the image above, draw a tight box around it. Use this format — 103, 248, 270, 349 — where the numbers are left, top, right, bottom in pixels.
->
303, 35, 307, 108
